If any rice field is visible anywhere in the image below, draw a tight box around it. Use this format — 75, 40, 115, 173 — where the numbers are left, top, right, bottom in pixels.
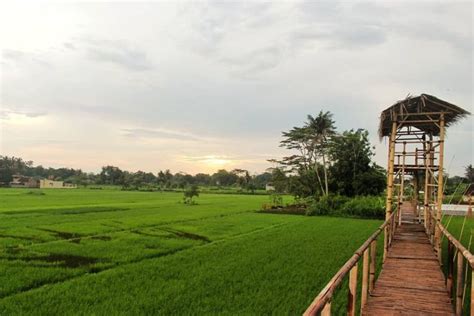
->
0, 188, 384, 314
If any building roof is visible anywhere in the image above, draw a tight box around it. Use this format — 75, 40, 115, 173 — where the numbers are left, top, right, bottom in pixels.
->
379, 94, 470, 138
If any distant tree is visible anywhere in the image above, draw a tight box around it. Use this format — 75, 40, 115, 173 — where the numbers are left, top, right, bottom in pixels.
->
465, 165, 474, 183
0, 156, 33, 185
183, 185, 200, 204
212, 169, 239, 187
99, 166, 124, 185
194, 173, 211, 186
253, 172, 272, 189
157, 170, 173, 188
328, 129, 385, 196
269, 167, 288, 193
232, 169, 256, 193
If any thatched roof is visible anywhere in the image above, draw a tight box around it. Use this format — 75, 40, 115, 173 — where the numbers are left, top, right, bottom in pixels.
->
379, 94, 470, 138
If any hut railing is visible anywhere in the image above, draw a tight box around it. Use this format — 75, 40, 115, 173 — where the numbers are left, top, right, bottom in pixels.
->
303, 208, 398, 316
428, 211, 474, 316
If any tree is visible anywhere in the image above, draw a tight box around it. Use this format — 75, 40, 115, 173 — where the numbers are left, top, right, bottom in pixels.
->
465, 165, 474, 182
328, 129, 385, 196
306, 111, 336, 195
269, 167, 288, 193
157, 170, 173, 188
274, 111, 336, 198
99, 166, 124, 185
212, 169, 238, 187
183, 185, 199, 204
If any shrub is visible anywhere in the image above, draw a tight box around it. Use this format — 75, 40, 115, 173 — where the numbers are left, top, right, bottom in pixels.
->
306, 195, 385, 219
183, 185, 199, 205
306, 195, 349, 216
340, 196, 385, 219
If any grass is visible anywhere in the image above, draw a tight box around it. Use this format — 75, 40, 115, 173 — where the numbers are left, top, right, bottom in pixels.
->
0, 188, 382, 314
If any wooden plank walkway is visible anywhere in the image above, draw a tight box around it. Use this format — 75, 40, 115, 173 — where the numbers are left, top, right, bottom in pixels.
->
363, 202, 454, 315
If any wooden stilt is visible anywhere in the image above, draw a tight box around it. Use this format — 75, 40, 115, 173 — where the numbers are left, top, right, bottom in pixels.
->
423, 135, 430, 232
369, 240, 376, 293
447, 241, 453, 298
384, 121, 397, 261
347, 264, 358, 316
361, 249, 369, 312
471, 271, 474, 316
435, 114, 445, 263
456, 251, 463, 316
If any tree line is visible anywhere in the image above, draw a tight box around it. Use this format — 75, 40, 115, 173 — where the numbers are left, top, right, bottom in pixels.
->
0, 156, 271, 192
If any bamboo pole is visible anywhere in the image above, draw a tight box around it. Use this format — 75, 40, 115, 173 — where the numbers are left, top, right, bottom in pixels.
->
361, 249, 369, 311
347, 265, 358, 316
369, 240, 376, 293
456, 251, 463, 316
399, 141, 406, 226
384, 121, 397, 261
321, 301, 331, 316
423, 135, 430, 232
471, 271, 474, 316
447, 241, 454, 298
436, 114, 445, 263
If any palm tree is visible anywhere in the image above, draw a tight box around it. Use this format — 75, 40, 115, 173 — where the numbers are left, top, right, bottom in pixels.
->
306, 111, 336, 196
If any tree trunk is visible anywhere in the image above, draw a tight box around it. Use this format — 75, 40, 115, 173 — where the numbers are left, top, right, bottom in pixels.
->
322, 153, 329, 196
314, 164, 325, 195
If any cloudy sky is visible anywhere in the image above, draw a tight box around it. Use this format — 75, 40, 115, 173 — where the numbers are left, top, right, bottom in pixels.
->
0, 1, 472, 175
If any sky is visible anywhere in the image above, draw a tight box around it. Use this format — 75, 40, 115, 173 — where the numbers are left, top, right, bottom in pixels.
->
0, 1, 472, 176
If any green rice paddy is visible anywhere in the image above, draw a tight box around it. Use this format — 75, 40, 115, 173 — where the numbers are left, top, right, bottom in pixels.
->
0, 188, 384, 314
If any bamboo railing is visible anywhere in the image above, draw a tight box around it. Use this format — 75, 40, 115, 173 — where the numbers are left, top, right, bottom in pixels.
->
303, 209, 398, 316
428, 211, 474, 316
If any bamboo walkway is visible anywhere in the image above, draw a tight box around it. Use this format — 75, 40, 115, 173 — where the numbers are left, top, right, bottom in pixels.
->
363, 202, 454, 315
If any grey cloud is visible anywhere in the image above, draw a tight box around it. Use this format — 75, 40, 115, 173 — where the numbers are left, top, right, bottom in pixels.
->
121, 128, 204, 142
2, 49, 25, 61
80, 38, 153, 71
290, 22, 386, 50
221, 46, 283, 77
63, 42, 76, 50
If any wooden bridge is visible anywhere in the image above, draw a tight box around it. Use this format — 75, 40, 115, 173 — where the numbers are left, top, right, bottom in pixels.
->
363, 202, 454, 315
303, 95, 472, 315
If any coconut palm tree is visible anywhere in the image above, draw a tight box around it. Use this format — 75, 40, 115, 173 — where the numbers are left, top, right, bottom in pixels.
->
306, 111, 336, 196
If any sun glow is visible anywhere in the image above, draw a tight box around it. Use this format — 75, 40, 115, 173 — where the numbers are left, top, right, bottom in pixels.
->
201, 156, 231, 168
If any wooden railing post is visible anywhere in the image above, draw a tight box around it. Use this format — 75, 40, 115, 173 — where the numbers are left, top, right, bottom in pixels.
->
456, 251, 463, 316
361, 248, 369, 312
471, 271, 474, 316
347, 264, 358, 316
447, 241, 454, 299
321, 301, 331, 316
369, 240, 377, 293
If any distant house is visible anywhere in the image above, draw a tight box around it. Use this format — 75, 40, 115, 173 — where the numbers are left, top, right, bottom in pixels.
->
39, 179, 77, 189
265, 183, 275, 192
10, 175, 39, 188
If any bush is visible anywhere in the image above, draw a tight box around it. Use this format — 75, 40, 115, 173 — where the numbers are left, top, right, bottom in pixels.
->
340, 196, 385, 219
306, 195, 349, 216
306, 195, 384, 219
